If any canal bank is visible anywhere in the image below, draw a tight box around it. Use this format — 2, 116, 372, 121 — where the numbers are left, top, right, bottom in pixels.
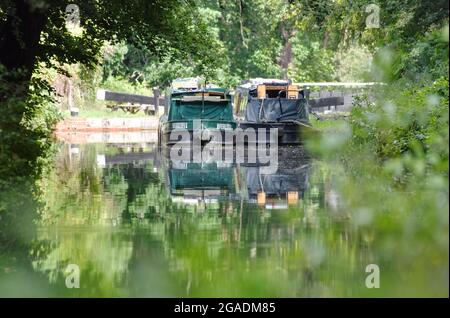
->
55, 117, 159, 132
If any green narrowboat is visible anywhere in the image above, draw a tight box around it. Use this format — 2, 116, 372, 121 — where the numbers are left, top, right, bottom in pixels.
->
158, 78, 237, 146
155, 149, 236, 204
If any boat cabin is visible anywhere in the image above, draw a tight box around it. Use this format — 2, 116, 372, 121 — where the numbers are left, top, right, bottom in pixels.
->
158, 78, 237, 146
233, 78, 312, 145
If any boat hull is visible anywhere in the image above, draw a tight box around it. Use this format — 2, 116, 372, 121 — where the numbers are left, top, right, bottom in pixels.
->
238, 121, 313, 145
160, 128, 235, 147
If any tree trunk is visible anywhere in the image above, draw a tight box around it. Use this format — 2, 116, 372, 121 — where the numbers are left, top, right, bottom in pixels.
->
279, 26, 295, 80
0, 1, 50, 179
0, 0, 48, 83
237, 0, 248, 49
218, 0, 227, 42
322, 30, 329, 49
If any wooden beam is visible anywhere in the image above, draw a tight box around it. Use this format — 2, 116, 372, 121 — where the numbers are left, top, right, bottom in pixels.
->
97, 89, 165, 105
257, 85, 266, 99
295, 82, 383, 87
308, 96, 345, 108
264, 85, 287, 91
287, 85, 298, 99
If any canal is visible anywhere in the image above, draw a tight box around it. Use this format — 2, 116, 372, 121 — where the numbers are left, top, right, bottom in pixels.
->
0, 131, 447, 297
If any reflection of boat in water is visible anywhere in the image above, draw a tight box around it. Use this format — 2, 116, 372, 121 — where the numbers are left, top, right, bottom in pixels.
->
240, 163, 309, 209
168, 162, 235, 197
158, 152, 237, 205
157, 146, 310, 209
237, 147, 310, 209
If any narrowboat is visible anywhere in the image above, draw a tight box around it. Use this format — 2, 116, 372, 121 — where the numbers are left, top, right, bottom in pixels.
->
155, 150, 236, 205
237, 147, 310, 209
233, 78, 314, 145
158, 78, 237, 147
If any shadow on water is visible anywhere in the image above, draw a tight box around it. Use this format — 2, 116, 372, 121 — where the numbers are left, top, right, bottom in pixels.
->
0, 131, 447, 297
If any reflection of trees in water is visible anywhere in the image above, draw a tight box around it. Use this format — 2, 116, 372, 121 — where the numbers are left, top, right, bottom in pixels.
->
103, 164, 160, 221
154, 204, 368, 297
149, 159, 375, 297
31, 143, 177, 294
30, 143, 376, 297
34, 229, 135, 297
1, 140, 446, 297
0, 180, 59, 296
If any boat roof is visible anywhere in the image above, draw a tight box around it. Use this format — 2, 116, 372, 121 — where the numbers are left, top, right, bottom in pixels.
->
171, 77, 202, 90
238, 78, 291, 90
170, 87, 228, 96
171, 77, 221, 91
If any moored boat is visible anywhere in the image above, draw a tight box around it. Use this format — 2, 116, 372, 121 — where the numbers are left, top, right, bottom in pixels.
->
158, 77, 237, 147
233, 78, 314, 145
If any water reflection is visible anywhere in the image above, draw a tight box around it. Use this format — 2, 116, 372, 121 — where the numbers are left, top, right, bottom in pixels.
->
0, 134, 355, 297
156, 147, 311, 209
31, 135, 334, 297
1, 132, 446, 297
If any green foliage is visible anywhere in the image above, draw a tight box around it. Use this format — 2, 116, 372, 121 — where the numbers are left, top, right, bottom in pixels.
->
288, 35, 336, 82
305, 24, 449, 296
335, 44, 373, 82
101, 43, 129, 81
0, 66, 61, 182
351, 77, 449, 161
32, 0, 218, 73
1, 0, 449, 298
100, 76, 150, 96
398, 28, 449, 80
350, 25, 449, 162
303, 22, 449, 297
93, 0, 416, 90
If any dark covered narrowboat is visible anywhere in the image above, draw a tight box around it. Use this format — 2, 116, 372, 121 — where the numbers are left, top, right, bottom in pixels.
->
233, 78, 314, 145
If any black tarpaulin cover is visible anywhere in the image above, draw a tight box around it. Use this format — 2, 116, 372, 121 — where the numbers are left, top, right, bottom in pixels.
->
244, 98, 309, 123
245, 166, 309, 195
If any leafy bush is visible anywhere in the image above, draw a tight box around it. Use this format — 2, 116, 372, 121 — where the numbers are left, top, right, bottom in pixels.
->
0, 66, 61, 183
350, 77, 448, 160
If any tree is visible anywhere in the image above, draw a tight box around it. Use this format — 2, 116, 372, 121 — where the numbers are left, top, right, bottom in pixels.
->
0, 0, 213, 84
0, 0, 214, 179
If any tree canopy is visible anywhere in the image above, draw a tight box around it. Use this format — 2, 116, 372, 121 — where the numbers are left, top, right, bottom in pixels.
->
1, 1, 219, 80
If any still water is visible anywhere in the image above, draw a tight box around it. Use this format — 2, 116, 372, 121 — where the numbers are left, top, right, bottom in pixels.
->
0, 131, 448, 297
